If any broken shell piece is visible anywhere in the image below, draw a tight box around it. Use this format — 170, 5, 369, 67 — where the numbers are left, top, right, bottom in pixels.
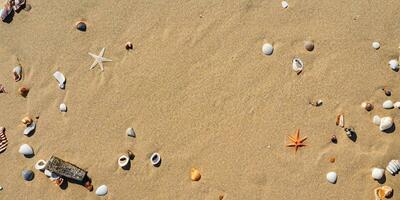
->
372, 167, 385, 180
125, 42, 133, 50
373, 115, 381, 125
23, 122, 36, 136
361, 102, 374, 111
126, 127, 135, 137
388, 59, 399, 71
150, 152, 161, 166
18, 87, 29, 97
35, 160, 47, 171
53, 71, 66, 89
21, 116, 33, 125
309, 99, 323, 106
262, 43, 274, 55
382, 100, 394, 109
13, 66, 22, 82
336, 114, 344, 128
380, 117, 393, 131
292, 57, 304, 74
59, 103, 67, 112
18, 144, 33, 156
326, 172, 337, 184
95, 185, 108, 196
191, 168, 201, 181
118, 155, 130, 168
0, 84, 5, 93
394, 102, 400, 108
374, 186, 393, 200
53, 177, 64, 186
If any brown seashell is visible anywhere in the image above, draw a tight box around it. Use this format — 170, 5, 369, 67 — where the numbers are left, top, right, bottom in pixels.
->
219, 194, 224, 200
382, 87, 391, 96
304, 41, 314, 51
190, 168, 201, 181
331, 135, 337, 144
21, 117, 32, 125
329, 157, 336, 163
336, 114, 344, 128
0, 84, 6, 93
361, 102, 374, 111
18, 87, 29, 97
125, 42, 133, 50
374, 186, 393, 200
53, 178, 64, 186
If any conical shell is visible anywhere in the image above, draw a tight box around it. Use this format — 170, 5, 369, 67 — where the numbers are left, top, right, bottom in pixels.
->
371, 168, 385, 180
380, 117, 393, 131
18, 144, 33, 156
53, 71, 66, 89
95, 185, 108, 196
374, 186, 393, 200
23, 122, 36, 136
59, 103, 67, 112
126, 127, 135, 137
190, 168, 201, 181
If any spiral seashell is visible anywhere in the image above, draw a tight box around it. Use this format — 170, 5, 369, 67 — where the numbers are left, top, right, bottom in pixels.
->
386, 160, 400, 175
0, 127, 7, 153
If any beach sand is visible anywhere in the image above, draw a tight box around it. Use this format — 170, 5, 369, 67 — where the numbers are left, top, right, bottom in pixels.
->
1, 0, 400, 199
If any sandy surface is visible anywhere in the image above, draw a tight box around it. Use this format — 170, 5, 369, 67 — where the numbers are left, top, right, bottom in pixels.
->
1, 0, 400, 199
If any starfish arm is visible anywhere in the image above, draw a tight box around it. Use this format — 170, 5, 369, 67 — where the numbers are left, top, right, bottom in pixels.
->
102, 57, 112, 62
286, 144, 296, 147
88, 53, 98, 58
99, 62, 104, 71
288, 135, 296, 142
89, 61, 98, 70
99, 48, 106, 56
300, 137, 308, 143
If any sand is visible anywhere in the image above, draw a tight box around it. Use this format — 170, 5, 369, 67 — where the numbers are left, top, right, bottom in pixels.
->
1, 0, 400, 199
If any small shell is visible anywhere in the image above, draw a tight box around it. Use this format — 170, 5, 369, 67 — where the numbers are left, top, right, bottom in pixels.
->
383, 87, 391, 96
336, 114, 344, 128
95, 185, 108, 196
22, 170, 34, 181
126, 127, 135, 137
388, 59, 399, 70
0, 186, 3, 191
329, 157, 336, 163
373, 115, 381, 125
372, 42, 380, 50
53, 71, 66, 89
380, 117, 393, 131
394, 102, 400, 108
374, 186, 393, 200
326, 172, 337, 184
191, 168, 201, 181
361, 102, 374, 111
382, 100, 394, 109
23, 122, 36, 136
386, 160, 400, 175
292, 58, 304, 74
372, 167, 385, 180
21, 116, 33, 125
304, 41, 314, 51
35, 160, 47, 171
18, 87, 29, 97
59, 103, 67, 112
18, 144, 33, 156
150, 152, 161, 166
13, 66, 22, 82
262, 43, 274, 55
344, 127, 354, 138
281, 1, 288, 8
330, 135, 337, 143
125, 42, 133, 50
118, 155, 130, 168
75, 21, 87, 32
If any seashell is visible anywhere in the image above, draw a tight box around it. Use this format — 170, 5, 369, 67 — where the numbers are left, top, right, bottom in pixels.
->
13, 66, 22, 82
304, 41, 314, 51
75, 21, 87, 32
150, 152, 161, 166
344, 127, 354, 138
262, 43, 273, 55
0, 127, 8, 153
292, 58, 304, 74
21, 116, 33, 125
361, 102, 373, 111
23, 122, 36, 136
373, 115, 381, 125
371, 167, 385, 180
329, 157, 336, 163
336, 114, 344, 128
330, 135, 337, 144
53, 178, 64, 186
53, 71, 66, 89
382, 100, 394, 109
126, 127, 135, 137
326, 172, 337, 184
22, 170, 34, 181
374, 186, 393, 200
281, 1, 288, 8
0, 186, 2, 191
394, 102, 400, 108
191, 168, 201, 181
127, 150, 134, 160
59, 103, 67, 112
388, 59, 399, 70
125, 42, 133, 50
372, 42, 380, 50
382, 87, 391, 96
386, 160, 400, 175
380, 117, 393, 131
18, 144, 33, 156
18, 87, 29, 97
0, 84, 5, 93
118, 155, 130, 168
48, 172, 60, 181
309, 99, 323, 107
44, 169, 52, 177
95, 185, 108, 196
35, 160, 47, 171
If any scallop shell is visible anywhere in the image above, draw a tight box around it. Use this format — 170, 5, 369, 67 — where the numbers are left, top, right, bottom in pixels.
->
59, 103, 67, 112
374, 186, 393, 200
13, 66, 22, 82
35, 160, 47, 171
380, 117, 393, 131
336, 114, 344, 128
373, 115, 381, 126
23, 122, 36, 136
95, 185, 108, 196
0, 127, 8, 153
292, 58, 304, 74
386, 160, 400, 175
126, 127, 135, 137
18, 144, 33, 156
53, 71, 66, 89
191, 168, 201, 181
388, 59, 399, 70
150, 152, 161, 166
371, 167, 385, 180
118, 155, 130, 168
382, 100, 394, 109
262, 43, 274, 55
22, 170, 34, 181
326, 171, 337, 184
21, 116, 33, 125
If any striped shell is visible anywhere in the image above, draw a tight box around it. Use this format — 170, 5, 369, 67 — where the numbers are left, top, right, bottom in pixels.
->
0, 127, 8, 153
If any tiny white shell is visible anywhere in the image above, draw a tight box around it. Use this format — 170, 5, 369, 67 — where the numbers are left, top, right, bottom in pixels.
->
35, 160, 47, 171
13, 66, 22, 81
126, 127, 135, 137
150, 152, 161, 166
44, 169, 52, 177
281, 1, 288, 8
23, 122, 36, 136
95, 185, 108, 196
326, 172, 337, 184
382, 100, 394, 109
292, 58, 304, 73
373, 115, 381, 125
59, 103, 67, 112
118, 155, 130, 168
18, 144, 33, 156
380, 117, 393, 131
262, 43, 274, 55
394, 102, 400, 108
388, 59, 399, 70
372, 42, 380, 50
53, 71, 66, 89
371, 167, 385, 180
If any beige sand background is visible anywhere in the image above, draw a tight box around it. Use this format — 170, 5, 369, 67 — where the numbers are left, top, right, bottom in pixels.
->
1, 0, 400, 199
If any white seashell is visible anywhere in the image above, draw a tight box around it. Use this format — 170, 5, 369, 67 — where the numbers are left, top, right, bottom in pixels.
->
95, 185, 108, 196
118, 155, 130, 168
389, 59, 399, 70
126, 127, 135, 137
262, 43, 274, 55
380, 117, 393, 131
292, 58, 304, 74
18, 144, 33, 156
59, 103, 67, 112
382, 100, 394, 109
53, 71, 66, 89
371, 167, 385, 180
150, 152, 161, 166
394, 160, 400, 169
394, 102, 400, 108
281, 1, 288, 8
13, 66, 22, 81
35, 160, 47, 171
23, 122, 36, 136
386, 160, 400, 175
326, 172, 337, 184
44, 169, 52, 177
373, 115, 381, 125
372, 42, 380, 50
0, 186, 2, 191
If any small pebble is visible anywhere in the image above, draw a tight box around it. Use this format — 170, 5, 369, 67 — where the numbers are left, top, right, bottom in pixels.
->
329, 157, 336, 163
18, 87, 29, 97
361, 102, 373, 111
75, 21, 87, 32
388, 59, 399, 71
262, 43, 274, 55
372, 41, 380, 50
330, 135, 337, 144
281, 1, 288, 8
22, 170, 34, 181
304, 41, 314, 51
383, 87, 391, 96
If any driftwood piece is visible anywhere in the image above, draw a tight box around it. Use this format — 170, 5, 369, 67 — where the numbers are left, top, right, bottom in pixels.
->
44, 156, 87, 182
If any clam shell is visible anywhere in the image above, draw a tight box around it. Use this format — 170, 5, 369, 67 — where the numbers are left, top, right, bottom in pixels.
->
281, 1, 288, 8
126, 127, 135, 137
389, 59, 399, 70
13, 66, 22, 82
35, 160, 47, 171
53, 71, 66, 89
382, 100, 394, 109
292, 58, 304, 74
18, 144, 33, 156
374, 186, 393, 200
95, 185, 108, 196
373, 115, 381, 125
21, 116, 33, 125
394, 102, 400, 108
262, 43, 273, 55
23, 122, 36, 136
380, 117, 393, 131
191, 168, 201, 181
150, 152, 161, 166
326, 172, 337, 184
118, 155, 130, 167
372, 42, 380, 50
59, 103, 67, 112
22, 170, 34, 181
371, 168, 385, 180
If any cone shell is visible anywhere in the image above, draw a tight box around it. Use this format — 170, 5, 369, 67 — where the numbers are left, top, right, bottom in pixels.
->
374, 186, 393, 200
190, 168, 201, 181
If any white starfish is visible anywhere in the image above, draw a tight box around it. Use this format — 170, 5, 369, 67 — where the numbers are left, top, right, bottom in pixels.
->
88, 48, 112, 71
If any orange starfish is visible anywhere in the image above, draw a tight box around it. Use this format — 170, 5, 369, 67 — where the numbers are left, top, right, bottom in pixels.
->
286, 129, 307, 152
